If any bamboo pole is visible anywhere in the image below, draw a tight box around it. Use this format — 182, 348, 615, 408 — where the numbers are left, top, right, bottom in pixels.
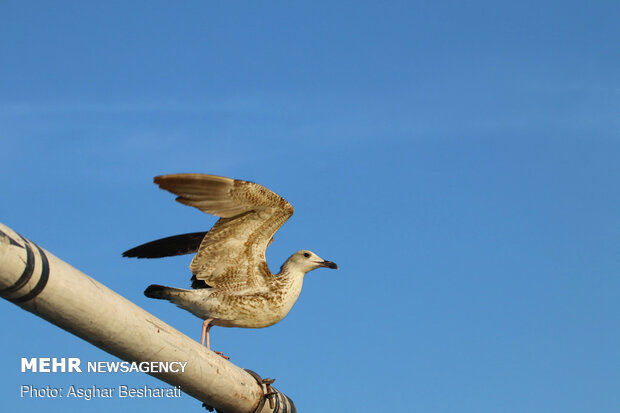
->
0, 222, 295, 413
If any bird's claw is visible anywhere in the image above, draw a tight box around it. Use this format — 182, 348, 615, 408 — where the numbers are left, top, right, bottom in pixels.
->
213, 351, 229, 360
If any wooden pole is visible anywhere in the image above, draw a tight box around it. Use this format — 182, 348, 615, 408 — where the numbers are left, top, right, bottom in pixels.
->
0, 222, 295, 413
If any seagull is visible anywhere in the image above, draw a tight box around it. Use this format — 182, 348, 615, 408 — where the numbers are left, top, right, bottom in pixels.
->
123, 173, 338, 355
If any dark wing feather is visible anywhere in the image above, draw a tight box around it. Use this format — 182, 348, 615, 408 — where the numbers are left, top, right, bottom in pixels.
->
122, 231, 208, 259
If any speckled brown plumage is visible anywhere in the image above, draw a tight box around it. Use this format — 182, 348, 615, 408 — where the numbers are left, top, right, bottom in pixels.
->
126, 173, 337, 351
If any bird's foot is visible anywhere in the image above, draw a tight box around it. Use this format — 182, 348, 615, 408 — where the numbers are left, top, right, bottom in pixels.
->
212, 351, 229, 360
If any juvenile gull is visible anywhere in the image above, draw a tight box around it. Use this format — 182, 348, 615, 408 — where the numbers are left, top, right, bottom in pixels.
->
123, 173, 338, 354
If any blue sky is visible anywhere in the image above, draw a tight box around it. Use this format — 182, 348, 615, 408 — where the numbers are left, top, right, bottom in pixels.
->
1, 1, 619, 412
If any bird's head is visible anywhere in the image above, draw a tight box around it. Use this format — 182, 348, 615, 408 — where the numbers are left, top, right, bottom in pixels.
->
281, 250, 338, 274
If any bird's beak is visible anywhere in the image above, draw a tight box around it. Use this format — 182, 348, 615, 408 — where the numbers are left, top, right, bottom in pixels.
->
316, 260, 338, 269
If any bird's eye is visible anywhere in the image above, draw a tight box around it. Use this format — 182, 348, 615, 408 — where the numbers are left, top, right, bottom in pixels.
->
303, 252, 310, 258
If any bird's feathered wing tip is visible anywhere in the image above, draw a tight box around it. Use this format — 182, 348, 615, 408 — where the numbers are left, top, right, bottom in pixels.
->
152, 173, 294, 218
122, 232, 207, 259
153, 173, 249, 218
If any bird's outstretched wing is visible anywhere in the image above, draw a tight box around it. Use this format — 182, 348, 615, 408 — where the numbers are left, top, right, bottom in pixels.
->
154, 173, 294, 291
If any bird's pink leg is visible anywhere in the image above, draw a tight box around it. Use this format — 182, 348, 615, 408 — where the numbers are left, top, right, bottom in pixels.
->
200, 319, 229, 359
201, 318, 214, 348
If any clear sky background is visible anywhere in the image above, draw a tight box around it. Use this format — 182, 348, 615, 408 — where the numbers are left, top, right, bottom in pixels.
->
1, 1, 619, 412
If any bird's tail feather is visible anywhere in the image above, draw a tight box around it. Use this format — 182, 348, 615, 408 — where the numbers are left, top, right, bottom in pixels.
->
144, 284, 186, 300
